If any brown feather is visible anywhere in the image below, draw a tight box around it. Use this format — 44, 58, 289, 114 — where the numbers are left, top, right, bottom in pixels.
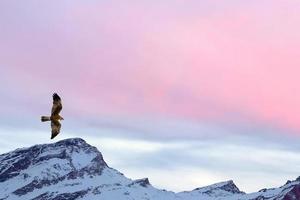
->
51, 120, 61, 139
51, 93, 63, 116
51, 101, 62, 116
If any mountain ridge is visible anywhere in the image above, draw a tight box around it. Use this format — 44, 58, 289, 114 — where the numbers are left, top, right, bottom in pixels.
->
0, 138, 299, 200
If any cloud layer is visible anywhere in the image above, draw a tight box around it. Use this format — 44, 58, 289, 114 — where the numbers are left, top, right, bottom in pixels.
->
1, 1, 300, 131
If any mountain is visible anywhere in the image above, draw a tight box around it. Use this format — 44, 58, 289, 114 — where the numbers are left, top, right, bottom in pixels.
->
0, 138, 299, 200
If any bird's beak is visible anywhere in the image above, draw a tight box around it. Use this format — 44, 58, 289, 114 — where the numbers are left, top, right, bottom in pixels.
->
61, 118, 64, 120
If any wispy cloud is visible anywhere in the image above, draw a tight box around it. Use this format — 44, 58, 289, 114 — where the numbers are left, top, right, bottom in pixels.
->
83, 132, 300, 193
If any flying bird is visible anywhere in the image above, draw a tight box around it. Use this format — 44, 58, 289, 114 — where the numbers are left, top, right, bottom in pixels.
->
41, 93, 64, 139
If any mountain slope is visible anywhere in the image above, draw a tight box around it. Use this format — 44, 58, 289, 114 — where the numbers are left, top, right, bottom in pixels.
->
0, 138, 299, 200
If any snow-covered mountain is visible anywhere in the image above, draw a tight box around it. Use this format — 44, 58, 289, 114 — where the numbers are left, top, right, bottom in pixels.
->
0, 138, 299, 200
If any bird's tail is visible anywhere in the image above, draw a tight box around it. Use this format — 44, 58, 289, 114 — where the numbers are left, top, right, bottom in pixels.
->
41, 116, 51, 122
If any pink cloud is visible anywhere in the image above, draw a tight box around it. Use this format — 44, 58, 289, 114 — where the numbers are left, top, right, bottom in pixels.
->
1, 1, 300, 133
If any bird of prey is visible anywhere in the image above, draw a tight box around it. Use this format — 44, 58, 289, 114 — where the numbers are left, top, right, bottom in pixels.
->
41, 93, 64, 139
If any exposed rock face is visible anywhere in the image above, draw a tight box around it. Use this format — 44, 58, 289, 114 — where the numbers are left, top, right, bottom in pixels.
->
218, 180, 244, 194
0, 138, 299, 200
190, 180, 245, 198
282, 185, 300, 200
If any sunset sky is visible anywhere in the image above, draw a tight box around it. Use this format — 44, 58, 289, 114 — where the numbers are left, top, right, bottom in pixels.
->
1, 0, 300, 193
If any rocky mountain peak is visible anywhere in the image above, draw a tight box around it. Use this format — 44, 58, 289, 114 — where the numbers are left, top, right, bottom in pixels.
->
0, 138, 109, 198
192, 180, 244, 195
218, 180, 244, 194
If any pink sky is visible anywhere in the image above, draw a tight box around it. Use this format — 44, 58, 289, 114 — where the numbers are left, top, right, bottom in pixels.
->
1, 0, 300, 133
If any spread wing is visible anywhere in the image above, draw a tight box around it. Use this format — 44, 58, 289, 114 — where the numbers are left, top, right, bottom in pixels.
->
51, 93, 62, 116
51, 120, 61, 139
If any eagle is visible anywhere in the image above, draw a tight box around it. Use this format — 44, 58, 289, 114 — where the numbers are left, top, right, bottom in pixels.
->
41, 93, 64, 139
